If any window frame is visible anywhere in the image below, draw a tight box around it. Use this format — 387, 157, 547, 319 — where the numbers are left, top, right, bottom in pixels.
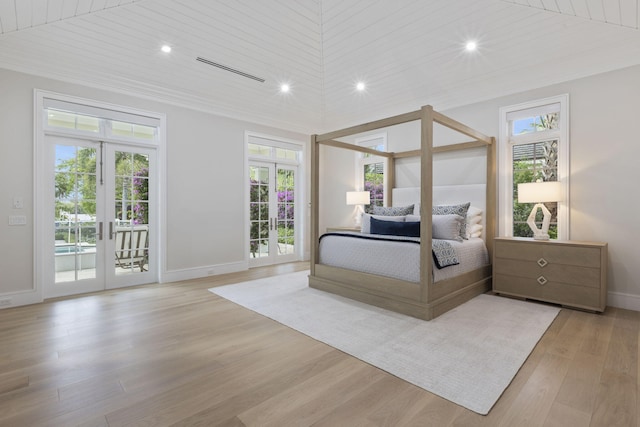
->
355, 132, 388, 210
42, 98, 161, 146
498, 95, 570, 240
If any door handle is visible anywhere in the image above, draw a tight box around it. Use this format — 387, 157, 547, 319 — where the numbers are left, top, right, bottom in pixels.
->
98, 222, 103, 240
109, 221, 114, 239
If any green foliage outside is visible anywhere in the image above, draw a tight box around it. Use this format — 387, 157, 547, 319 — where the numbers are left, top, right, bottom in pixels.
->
55, 147, 149, 244
364, 162, 384, 214
249, 168, 295, 257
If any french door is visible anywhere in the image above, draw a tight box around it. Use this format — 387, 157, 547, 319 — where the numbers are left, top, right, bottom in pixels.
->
45, 135, 156, 298
248, 161, 298, 266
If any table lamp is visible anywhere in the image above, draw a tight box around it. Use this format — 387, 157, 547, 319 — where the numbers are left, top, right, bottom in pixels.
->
517, 181, 562, 240
346, 191, 370, 226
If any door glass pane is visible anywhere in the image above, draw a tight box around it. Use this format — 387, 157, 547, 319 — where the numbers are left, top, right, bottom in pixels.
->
364, 162, 384, 213
249, 165, 270, 258
513, 140, 559, 238
277, 168, 295, 255
54, 145, 97, 283
114, 151, 150, 275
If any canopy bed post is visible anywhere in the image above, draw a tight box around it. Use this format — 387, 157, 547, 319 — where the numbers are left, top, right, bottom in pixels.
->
387, 155, 396, 207
485, 136, 497, 261
420, 105, 434, 304
310, 134, 319, 276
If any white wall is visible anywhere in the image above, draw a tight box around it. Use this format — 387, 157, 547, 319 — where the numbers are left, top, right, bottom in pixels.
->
0, 68, 309, 306
319, 64, 640, 310
442, 64, 640, 309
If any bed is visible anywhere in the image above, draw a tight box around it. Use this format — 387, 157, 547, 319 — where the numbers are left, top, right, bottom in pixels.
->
309, 105, 496, 320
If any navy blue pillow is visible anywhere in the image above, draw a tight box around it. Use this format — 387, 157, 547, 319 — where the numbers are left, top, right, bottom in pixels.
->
370, 217, 420, 237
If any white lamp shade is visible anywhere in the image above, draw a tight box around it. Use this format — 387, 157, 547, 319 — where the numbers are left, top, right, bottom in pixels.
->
518, 181, 562, 203
346, 191, 370, 205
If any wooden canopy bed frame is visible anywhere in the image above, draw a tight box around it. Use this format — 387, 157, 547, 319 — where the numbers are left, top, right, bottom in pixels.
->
309, 105, 496, 320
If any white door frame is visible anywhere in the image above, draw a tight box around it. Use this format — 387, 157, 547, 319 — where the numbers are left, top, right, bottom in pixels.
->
34, 90, 165, 301
244, 132, 305, 267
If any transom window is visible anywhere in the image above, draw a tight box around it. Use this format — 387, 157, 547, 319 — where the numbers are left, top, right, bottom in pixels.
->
248, 142, 300, 163
43, 98, 160, 145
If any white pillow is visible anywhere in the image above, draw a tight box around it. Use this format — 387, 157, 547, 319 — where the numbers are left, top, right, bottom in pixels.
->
401, 214, 466, 241
361, 213, 405, 234
468, 223, 483, 238
465, 206, 483, 238
467, 206, 483, 217
432, 214, 464, 241
467, 215, 482, 226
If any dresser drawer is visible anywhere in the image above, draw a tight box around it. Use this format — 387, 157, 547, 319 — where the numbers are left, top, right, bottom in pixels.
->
494, 274, 600, 310
493, 258, 601, 288
494, 241, 602, 268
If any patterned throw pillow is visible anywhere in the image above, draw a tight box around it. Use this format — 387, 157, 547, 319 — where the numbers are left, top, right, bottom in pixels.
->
433, 202, 471, 238
372, 204, 414, 216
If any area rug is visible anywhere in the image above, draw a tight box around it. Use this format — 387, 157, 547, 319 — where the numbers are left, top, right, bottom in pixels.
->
209, 271, 559, 414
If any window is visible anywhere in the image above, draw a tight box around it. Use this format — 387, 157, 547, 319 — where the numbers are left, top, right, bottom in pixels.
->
356, 133, 387, 213
248, 142, 300, 163
499, 95, 569, 239
43, 98, 160, 145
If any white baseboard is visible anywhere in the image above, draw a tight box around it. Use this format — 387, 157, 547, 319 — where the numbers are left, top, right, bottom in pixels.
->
0, 289, 42, 310
161, 261, 248, 284
607, 291, 640, 312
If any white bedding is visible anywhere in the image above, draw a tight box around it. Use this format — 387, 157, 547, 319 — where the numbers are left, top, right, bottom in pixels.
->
318, 233, 488, 283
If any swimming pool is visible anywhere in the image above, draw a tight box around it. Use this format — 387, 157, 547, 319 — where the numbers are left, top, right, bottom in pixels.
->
55, 245, 95, 254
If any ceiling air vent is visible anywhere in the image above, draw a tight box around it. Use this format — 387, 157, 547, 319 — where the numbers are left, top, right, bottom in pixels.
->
196, 57, 265, 83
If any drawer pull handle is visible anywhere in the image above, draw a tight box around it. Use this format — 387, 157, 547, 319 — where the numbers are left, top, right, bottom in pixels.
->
537, 258, 548, 268
537, 276, 548, 285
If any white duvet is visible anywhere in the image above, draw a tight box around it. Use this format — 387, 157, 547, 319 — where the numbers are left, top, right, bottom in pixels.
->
318, 233, 488, 283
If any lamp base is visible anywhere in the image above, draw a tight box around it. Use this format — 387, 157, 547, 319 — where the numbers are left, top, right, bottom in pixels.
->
527, 203, 552, 240
533, 233, 550, 240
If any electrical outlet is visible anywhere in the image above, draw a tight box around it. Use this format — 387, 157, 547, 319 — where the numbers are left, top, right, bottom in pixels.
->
0, 298, 12, 307
13, 196, 23, 209
8, 215, 27, 226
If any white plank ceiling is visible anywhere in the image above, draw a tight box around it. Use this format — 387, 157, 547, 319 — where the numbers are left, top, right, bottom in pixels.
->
0, 0, 638, 133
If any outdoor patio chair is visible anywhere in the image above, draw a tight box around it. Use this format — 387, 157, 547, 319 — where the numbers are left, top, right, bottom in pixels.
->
114, 225, 148, 272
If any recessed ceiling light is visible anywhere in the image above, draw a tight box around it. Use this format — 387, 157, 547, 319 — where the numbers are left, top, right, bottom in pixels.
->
161, 45, 172, 53
356, 81, 366, 91
280, 83, 290, 93
465, 40, 477, 52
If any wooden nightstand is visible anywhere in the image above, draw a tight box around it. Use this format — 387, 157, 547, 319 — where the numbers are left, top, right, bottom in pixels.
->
325, 226, 361, 233
493, 237, 608, 312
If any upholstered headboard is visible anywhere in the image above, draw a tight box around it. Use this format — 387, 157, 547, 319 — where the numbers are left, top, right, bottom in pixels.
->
392, 184, 487, 239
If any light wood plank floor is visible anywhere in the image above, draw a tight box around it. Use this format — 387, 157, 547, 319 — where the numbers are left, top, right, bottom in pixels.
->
0, 262, 637, 426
